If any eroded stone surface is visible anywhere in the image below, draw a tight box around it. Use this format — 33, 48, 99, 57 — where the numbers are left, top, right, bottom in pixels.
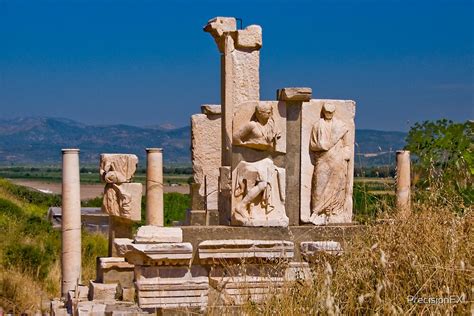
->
102, 183, 142, 221
100, 154, 138, 184
300, 241, 343, 258
301, 100, 355, 225
277, 87, 312, 102
89, 280, 118, 301
199, 239, 294, 260
96, 257, 134, 287
136, 266, 209, 309
201, 104, 221, 115
134, 226, 183, 243
124, 243, 193, 266
191, 112, 221, 210
232, 158, 288, 227
232, 101, 286, 153
236, 25, 262, 49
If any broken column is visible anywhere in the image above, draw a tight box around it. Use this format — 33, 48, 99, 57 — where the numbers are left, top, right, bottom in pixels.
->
204, 18, 262, 224
61, 148, 82, 297
396, 150, 411, 217
145, 148, 164, 226
100, 154, 142, 256
277, 87, 312, 226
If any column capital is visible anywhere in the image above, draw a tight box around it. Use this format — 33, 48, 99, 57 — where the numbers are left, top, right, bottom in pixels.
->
277, 87, 312, 102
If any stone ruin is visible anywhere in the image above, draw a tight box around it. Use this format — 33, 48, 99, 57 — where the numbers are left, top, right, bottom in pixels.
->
52, 17, 410, 314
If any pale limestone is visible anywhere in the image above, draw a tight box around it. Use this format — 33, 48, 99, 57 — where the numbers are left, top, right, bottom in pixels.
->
204, 17, 261, 167
236, 25, 262, 49
88, 280, 117, 301
232, 101, 286, 153
231, 158, 288, 227
145, 148, 164, 226
191, 112, 221, 211
136, 266, 209, 309
100, 154, 138, 184
61, 149, 82, 297
277, 87, 312, 101
198, 240, 294, 260
396, 150, 411, 217
124, 243, 193, 266
134, 226, 183, 243
113, 238, 134, 257
201, 104, 221, 115
102, 183, 142, 221
300, 241, 343, 258
301, 100, 355, 225
96, 257, 134, 287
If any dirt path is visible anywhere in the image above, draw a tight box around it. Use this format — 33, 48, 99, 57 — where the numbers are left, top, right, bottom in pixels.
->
9, 179, 190, 200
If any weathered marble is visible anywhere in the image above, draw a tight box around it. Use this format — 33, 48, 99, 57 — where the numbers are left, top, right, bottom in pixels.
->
96, 257, 134, 288
61, 149, 82, 297
191, 110, 221, 211
300, 241, 343, 260
232, 101, 286, 153
198, 239, 294, 261
231, 158, 288, 226
136, 266, 209, 309
134, 226, 183, 243
124, 243, 193, 266
396, 150, 411, 217
277, 87, 312, 102
88, 280, 117, 301
100, 154, 138, 184
204, 17, 261, 166
301, 100, 355, 225
145, 148, 164, 226
103, 183, 142, 221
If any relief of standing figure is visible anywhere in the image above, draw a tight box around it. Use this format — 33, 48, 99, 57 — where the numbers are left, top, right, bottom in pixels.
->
310, 103, 351, 225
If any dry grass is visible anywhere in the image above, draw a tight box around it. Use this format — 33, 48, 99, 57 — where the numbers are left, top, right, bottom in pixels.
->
236, 204, 473, 315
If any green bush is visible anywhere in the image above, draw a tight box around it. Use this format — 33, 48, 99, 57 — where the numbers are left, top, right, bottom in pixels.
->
3, 243, 55, 280
0, 198, 25, 219
406, 119, 473, 210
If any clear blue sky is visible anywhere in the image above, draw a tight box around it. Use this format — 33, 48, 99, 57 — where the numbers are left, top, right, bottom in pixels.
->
0, 0, 472, 131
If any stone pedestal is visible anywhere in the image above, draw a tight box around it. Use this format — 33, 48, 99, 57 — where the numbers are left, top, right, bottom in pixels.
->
396, 150, 411, 217
61, 148, 82, 297
146, 148, 164, 226
108, 216, 134, 257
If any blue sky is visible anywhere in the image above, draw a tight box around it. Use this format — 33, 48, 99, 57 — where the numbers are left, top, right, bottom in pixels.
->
0, 0, 472, 131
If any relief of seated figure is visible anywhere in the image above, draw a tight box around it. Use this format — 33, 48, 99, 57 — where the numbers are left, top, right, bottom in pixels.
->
233, 103, 281, 152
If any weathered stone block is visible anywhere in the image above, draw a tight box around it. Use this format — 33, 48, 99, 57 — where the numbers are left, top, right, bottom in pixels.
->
136, 266, 209, 309
103, 183, 142, 221
96, 257, 134, 288
300, 241, 343, 258
124, 243, 193, 266
134, 226, 183, 243
277, 87, 312, 101
100, 154, 138, 184
191, 112, 221, 211
236, 25, 262, 49
88, 280, 117, 301
201, 104, 221, 115
198, 239, 294, 261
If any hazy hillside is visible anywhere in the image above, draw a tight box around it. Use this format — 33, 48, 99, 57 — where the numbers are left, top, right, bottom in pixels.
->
0, 117, 407, 166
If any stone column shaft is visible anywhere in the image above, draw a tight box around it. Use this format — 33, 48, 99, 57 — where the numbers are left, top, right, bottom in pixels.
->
278, 88, 312, 226
61, 149, 81, 297
146, 148, 164, 226
396, 150, 411, 216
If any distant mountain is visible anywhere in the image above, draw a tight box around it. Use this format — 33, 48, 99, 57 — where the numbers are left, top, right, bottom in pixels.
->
0, 117, 407, 166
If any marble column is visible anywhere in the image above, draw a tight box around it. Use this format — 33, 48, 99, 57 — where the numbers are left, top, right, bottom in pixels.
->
278, 87, 312, 226
146, 148, 164, 226
396, 150, 411, 216
61, 148, 81, 297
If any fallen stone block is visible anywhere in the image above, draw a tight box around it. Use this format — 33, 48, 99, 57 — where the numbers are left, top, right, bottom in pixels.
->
134, 226, 183, 243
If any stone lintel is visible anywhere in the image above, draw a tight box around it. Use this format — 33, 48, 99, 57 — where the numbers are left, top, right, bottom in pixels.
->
277, 87, 312, 102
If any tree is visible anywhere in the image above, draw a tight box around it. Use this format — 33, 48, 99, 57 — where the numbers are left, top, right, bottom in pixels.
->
405, 119, 473, 209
